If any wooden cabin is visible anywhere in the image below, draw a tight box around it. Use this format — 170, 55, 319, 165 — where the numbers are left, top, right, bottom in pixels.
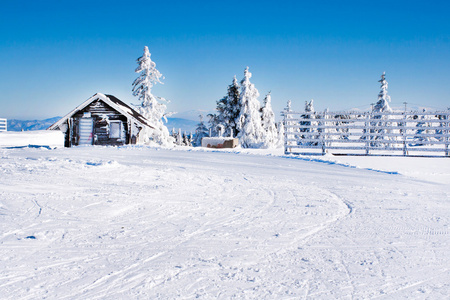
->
48, 93, 153, 147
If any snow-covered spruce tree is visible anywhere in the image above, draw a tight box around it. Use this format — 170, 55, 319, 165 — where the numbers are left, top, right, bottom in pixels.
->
176, 128, 183, 146
225, 76, 241, 137
319, 108, 332, 147
305, 99, 315, 113
334, 113, 351, 141
299, 99, 318, 145
371, 72, 393, 146
276, 121, 285, 148
214, 95, 227, 133
170, 128, 177, 141
412, 109, 431, 146
193, 114, 209, 147
212, 77, 240, 138
183, 132, 193, 147
132, 46, 174, 146
215, 76, 241, 137
207, 113, 219, 137
236, 67, 264, 148
260, 92, 279, 148
373, 72, 392, 113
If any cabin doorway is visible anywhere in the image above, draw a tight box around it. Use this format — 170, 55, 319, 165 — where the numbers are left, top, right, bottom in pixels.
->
78, 118, 93, 145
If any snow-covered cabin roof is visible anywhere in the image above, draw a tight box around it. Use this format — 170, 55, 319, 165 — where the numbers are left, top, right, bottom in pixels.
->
48, 93, 154, 130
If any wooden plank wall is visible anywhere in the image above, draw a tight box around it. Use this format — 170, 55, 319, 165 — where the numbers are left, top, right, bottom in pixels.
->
71, 100, 129, 146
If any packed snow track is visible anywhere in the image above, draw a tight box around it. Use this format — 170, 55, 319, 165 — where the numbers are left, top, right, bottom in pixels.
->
0, 147, 449, 299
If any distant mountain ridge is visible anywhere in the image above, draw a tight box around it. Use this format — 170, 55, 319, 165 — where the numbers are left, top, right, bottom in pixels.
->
172, 109, 214, 121
165, 118, 198, 133
7, 117, 198, 133
7, 117, 61, 131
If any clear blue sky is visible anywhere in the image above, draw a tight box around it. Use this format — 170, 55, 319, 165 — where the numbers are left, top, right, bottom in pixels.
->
1, 0, 449, 120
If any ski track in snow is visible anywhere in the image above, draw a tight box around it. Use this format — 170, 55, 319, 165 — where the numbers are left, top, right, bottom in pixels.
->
0, 146, 449, 299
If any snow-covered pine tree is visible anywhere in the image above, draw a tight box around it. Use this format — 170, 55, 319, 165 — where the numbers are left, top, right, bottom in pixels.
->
236, 67, 264, 148
373, 72, 392, 113
299, 99, 318, 145
207, 113, 219, 137
132, 46, 174, 146
171, 128, 177, 141
184, 132, 193, 146
226, 76, 241, 137
215, 76, 241, 137
320, 108, 332, 147
215, 96, 227, 132
371, 72, 393, 146
305, 99, 315, 114
260, 92, 278, 148
334, 113, 351, 140
412, 109, 431, 146
177, 128, 183, 146
193, 114, 209, 147
276, 121, 285, 148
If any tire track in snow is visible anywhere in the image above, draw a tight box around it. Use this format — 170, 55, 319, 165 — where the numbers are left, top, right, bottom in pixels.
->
66, 170, 351, 299
31, 199, 42, 217
66, 173, 256, 298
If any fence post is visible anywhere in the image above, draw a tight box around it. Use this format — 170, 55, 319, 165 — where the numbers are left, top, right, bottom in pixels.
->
402, 111, 407, 156
446, 111, 449, 157
365, 112, 370, 155
321, 111, 326, 155
283, 110, 288, 155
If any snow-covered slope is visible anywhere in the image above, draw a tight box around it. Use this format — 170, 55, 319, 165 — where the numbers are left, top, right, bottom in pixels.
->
0, 147, 449, 299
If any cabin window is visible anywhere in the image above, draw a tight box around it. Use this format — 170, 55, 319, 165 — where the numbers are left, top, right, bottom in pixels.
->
110, 121, 122, 139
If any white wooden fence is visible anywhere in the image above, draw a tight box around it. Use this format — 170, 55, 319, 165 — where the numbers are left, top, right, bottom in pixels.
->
0, 118, 7, 132
283, 110, 450, 157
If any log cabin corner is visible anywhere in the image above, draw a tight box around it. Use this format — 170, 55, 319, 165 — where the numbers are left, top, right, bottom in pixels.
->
48, 93, 153, 147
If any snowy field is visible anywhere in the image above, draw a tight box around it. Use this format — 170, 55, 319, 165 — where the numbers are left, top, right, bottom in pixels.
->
0, 146, 449, 299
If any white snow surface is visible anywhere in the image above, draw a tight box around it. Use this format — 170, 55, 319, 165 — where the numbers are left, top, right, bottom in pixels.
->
0, 146, 449, 299
0, 130, 64, 149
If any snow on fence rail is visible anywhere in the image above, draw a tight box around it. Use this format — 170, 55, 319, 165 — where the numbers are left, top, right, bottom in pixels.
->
0, 118, 6, 132
283, 110, 450, 157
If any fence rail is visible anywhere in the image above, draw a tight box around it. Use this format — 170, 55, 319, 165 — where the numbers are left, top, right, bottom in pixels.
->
283, 110, 450, 157
0, 118, 6, 132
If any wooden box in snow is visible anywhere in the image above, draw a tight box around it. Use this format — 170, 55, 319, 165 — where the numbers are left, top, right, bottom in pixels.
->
201, 137, 238, 148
